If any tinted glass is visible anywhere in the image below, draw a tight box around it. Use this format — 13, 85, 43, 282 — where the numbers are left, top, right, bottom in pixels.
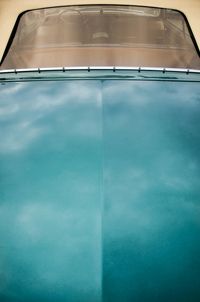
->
1, 5, 200, 69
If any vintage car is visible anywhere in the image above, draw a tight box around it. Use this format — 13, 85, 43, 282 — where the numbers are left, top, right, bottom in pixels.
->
0, 0, 200, 301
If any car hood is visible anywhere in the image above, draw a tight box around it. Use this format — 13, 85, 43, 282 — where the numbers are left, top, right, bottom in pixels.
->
0, 74, 200, 301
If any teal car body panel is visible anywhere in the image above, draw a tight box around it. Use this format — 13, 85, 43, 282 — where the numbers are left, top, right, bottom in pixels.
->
0, 71, 200, 301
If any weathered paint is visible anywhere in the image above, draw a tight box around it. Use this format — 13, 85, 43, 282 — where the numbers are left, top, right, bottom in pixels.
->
0, 76, 200, 301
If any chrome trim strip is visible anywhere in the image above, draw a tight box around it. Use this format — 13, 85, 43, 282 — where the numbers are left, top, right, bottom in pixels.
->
0, 67, 200, 74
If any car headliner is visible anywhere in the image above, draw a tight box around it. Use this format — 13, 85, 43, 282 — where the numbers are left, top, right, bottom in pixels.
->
0, 0, 199, 65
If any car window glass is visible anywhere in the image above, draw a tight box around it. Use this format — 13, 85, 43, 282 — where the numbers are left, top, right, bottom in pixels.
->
1, 5, 200, 69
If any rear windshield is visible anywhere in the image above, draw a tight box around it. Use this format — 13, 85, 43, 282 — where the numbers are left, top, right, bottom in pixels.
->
1, 5, 200, 69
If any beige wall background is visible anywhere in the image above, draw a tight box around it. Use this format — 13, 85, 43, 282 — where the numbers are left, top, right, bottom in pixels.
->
0, 0, 199, 63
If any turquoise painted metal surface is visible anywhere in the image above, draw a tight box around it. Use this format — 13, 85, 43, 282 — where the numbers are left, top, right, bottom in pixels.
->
102, 80, 200, 302
0, 81, 102, 302
0, 74, 200, 301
